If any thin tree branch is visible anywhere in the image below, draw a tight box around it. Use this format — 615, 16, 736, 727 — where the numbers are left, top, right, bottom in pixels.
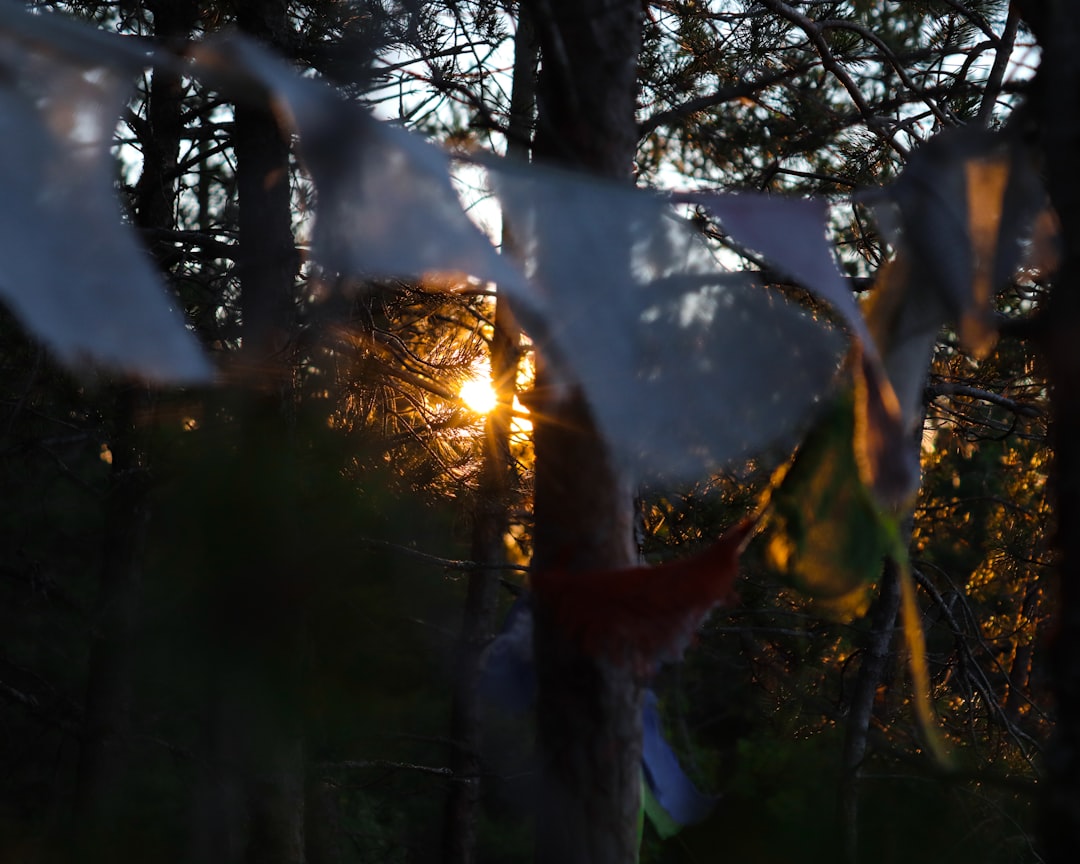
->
759, 0, 911, 157
978, 2, 1022, 124
637, 64, 810, 137
926, 381, 1043, 418
356, 537, 529, 573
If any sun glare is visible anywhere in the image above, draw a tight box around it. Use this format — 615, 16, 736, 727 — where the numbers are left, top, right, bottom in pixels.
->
460, 376, 498, 414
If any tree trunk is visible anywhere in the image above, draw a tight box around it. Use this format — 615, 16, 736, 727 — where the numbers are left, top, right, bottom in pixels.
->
527, 3, 644, 860
74, 385, 148, 845
1020, 2, 1080, 860
1003, 586, 1039, 726
441, 8, 536, 863
837, 561, 902, 864
74, 0, 198, 848
234, 0, 299, 374
192, 3, 305, 862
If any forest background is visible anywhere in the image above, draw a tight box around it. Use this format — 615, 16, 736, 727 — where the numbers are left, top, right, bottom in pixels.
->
0, 1, 1072, 863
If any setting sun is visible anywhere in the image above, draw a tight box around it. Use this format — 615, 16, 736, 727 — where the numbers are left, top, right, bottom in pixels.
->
459, 376, 498, 414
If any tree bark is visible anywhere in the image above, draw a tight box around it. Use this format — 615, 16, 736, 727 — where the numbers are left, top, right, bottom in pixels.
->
74, 0, 198, 848
1019, 2, 1080, 860
526, 3, 644, 860
74, 386, 148, 844
1003, 586, 1039, 726
837, 561, 902, 864
192, 3, 305, 862
234, 0, 299, 374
